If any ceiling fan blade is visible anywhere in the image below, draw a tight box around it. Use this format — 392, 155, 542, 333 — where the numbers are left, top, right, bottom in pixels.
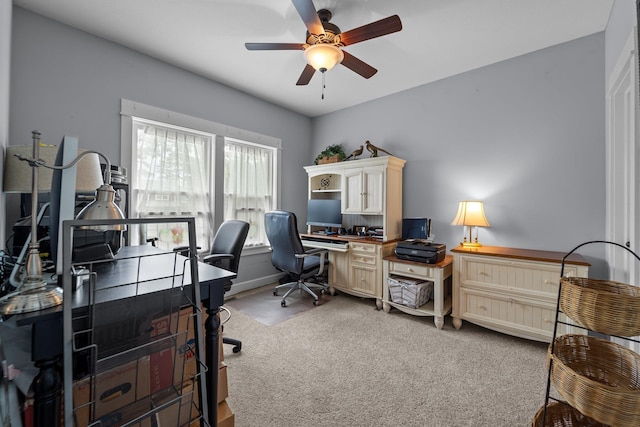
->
339, 15, 402, 46
292, 0, 325, 35
245, 42, 305, 51
341, 51, 377, 79
296, 64, 316, 85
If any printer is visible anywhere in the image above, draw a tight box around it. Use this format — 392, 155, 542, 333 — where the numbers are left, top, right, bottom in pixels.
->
394, 240, 446, 264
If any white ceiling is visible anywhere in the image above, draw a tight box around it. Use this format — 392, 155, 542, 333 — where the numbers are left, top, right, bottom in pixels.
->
13, 0, 614, 117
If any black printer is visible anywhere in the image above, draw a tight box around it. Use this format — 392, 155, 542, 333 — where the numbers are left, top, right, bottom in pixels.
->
394, 240, 446, 264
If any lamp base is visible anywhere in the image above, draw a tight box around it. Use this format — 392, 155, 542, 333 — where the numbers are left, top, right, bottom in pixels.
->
0, 284, 63, 315
460, 241, 483, 248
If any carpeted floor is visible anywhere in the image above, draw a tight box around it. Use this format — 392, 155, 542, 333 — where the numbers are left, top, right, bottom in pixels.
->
225, 284, 332, 326
222, 289, 550, 427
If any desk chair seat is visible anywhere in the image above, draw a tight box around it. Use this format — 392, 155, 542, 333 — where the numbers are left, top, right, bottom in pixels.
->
202, 220, 250, 353
265, 210, 329, 307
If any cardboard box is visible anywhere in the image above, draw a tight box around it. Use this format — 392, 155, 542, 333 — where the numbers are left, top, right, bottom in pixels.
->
96, 399, 154, 427
217, 400, 235, 427
153, 381, 199, 427
73, 357, 150, 426
187, 400, 234, 427
151, 307, 200, 385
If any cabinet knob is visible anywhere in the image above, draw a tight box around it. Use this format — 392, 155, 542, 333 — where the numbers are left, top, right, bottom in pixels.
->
478, 304, 486, 310
408, 268, 414, 272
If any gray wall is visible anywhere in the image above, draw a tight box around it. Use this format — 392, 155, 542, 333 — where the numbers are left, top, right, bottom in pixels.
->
312, 33, 607, 276
9, 7, 313, 286
8, 2, 637, 282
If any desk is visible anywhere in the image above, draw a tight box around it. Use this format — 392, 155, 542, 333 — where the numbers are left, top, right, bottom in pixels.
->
300, 234, 397, 308
15, 244, 234, 426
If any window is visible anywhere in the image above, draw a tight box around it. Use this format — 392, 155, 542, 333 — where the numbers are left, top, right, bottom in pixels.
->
121, 99, 281, 252
224, 138, 276, 247
133, 120, 214, 250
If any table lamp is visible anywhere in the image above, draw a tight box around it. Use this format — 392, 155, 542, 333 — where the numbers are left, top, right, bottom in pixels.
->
0, 131, 125, 315
451, 200, 490, 247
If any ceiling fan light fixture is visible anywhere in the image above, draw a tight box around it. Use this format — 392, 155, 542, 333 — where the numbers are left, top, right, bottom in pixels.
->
304, 44, 344, 72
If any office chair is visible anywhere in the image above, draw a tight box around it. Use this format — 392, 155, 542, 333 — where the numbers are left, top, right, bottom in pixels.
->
264, 210, 329, 307
202, 220, 250, 353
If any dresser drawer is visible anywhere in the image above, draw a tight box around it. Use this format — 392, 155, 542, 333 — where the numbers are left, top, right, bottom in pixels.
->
351, 253, 377, 266
388, 261, 434, 280
350, 242, 377, 254
457, 255, 583, 296
457, 287, 578, 341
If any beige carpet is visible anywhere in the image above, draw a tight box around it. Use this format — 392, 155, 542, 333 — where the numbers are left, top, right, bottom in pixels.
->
222, 289, 549, 427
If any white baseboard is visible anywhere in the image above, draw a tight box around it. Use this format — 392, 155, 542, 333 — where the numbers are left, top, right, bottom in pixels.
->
225, 273, 284, 296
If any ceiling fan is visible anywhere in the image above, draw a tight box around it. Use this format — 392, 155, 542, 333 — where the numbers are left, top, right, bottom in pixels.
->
245, 0, 402, 86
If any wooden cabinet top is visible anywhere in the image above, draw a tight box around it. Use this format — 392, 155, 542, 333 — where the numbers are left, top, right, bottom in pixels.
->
303, 155, 406, 173
451, 245, 590, 266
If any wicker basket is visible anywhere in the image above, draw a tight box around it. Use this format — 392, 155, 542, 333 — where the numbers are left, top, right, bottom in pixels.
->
531, 402, 607, 426
549, 334, 640, 426
560, 277, 640, 337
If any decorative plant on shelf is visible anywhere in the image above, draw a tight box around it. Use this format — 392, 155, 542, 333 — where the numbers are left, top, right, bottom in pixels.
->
314, 144, 346, 165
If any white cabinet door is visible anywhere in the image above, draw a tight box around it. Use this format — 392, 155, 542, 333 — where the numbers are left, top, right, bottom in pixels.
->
343, 168, 363, 213
362, 166, 384, 214
343, 166, 385, 214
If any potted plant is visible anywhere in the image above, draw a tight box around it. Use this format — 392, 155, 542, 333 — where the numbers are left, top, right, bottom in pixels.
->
314, 144, 346, 165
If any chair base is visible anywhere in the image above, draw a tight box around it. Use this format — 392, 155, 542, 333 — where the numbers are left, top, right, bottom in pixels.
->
274, 279, 328, 307
223, 336, 242, 353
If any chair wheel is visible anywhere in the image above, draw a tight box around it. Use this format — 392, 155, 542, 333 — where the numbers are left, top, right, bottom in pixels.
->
313, 300, 318, 306
281, 300, 287, 307
273, 290, 278, 296
232, 345, 241, 354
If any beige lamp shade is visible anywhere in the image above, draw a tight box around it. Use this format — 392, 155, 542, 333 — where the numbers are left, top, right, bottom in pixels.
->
304, 44, 344, 72
3, 144, 103, 193
451, 201, 490, 227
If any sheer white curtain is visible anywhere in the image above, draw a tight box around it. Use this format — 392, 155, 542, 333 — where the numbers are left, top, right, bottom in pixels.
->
134, 122, 213, 250
224, 140, 273, 246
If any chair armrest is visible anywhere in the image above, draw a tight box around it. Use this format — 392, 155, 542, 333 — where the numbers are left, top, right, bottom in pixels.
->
295, 249, 328, 276
202, 253, 234, 265
173, 245, 202, 257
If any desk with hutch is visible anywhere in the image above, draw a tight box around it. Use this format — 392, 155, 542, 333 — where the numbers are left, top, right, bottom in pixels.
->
302, 156, 405, 307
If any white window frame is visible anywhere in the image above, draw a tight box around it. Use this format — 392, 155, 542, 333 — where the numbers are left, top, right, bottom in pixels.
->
120, 99, 282, 255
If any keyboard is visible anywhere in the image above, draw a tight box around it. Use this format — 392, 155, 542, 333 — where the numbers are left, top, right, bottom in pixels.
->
301, 238, 349, 252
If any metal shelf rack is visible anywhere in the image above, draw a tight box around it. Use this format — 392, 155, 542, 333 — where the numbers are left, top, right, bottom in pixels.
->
61, 217, 209, 426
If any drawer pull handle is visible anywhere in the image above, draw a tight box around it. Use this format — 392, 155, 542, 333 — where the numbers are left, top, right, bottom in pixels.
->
543, 280, 553, 284
407, 268, 414, 272
478, 304, 486, 310
544, 318, 552, 323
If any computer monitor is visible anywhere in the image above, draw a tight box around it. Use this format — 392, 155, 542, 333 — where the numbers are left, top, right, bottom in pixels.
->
306, 199, 342, 232
402, 217, 431, 239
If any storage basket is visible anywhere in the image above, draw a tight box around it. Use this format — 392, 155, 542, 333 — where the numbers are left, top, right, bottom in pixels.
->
548, 334, 640, 426
531, 402, 607, 427
560, 277, 640, 337
388, 275, 433, 308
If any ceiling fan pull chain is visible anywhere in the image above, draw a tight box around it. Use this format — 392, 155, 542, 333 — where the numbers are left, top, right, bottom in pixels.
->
321, 71, 326, 100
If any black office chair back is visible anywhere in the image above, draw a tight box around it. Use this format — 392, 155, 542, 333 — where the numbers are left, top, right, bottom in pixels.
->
209, 220, 250, 273
264, 210, 305, 275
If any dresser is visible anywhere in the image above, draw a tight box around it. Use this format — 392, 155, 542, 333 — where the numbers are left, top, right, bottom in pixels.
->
451, 245, 590, 342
